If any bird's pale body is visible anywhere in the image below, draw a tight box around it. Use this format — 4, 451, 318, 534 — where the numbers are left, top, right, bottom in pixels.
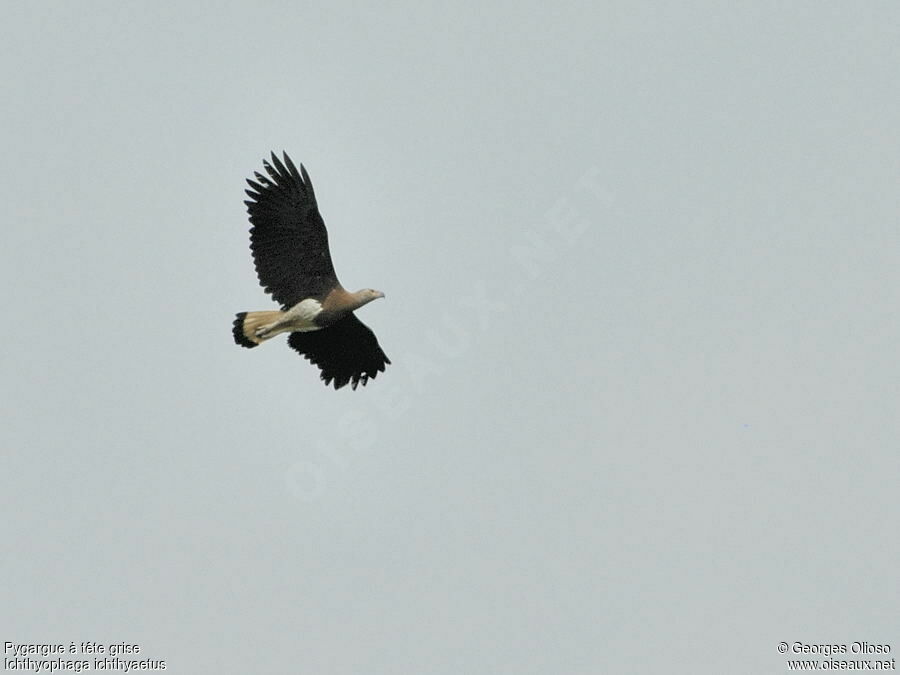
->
283, 299, 325, 332
251, 299, 324, 340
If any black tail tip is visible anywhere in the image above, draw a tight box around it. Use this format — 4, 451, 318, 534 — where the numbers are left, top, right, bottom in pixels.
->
232, 312, 258, 349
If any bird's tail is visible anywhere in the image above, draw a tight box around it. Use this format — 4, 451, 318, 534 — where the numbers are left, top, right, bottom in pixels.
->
232, 310, 285, 348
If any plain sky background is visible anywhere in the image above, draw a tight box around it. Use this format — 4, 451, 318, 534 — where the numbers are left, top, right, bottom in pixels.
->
2, 2, 899, 673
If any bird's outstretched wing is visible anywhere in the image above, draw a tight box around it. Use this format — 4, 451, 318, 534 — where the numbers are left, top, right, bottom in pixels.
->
244, 152, 339, 308
288, 314, 391, 390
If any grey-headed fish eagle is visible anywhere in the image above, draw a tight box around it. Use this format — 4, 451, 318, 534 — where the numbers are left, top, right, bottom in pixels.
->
233, 152, 390, 390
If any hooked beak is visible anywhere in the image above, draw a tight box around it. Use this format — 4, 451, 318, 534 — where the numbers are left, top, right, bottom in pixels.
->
375, 291, 385, 300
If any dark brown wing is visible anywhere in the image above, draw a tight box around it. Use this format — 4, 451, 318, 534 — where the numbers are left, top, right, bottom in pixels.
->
244, 152, 339, 308
288, 314, 391, 390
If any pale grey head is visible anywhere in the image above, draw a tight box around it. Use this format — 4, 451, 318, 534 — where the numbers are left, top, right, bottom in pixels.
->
353, 288, 385, 306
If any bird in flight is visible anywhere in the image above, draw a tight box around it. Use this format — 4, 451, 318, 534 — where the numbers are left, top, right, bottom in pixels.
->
233, 152, 390, 390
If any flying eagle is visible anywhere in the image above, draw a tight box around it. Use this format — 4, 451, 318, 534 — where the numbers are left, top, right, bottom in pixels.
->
233, 152, 390, 390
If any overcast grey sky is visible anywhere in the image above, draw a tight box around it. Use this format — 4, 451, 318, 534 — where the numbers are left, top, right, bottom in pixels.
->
2, 2, 899, 673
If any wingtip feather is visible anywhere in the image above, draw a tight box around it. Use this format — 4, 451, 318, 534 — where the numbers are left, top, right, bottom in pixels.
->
283, 152, 302, 182
270, 152, 288, 177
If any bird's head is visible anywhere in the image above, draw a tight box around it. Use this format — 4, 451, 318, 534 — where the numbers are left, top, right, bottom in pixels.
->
353, 288, 385, 307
